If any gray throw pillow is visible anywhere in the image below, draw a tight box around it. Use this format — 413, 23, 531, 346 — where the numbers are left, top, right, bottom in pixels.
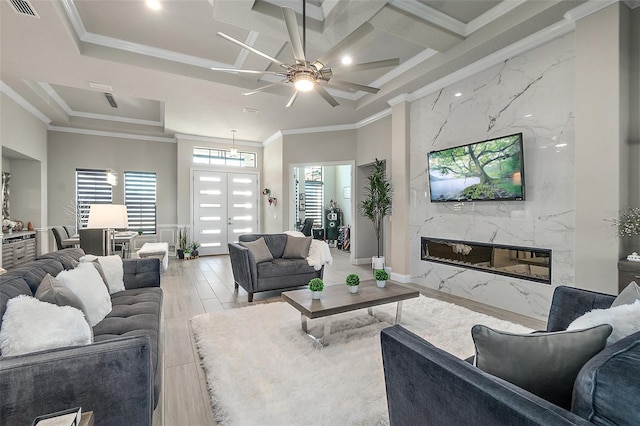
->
471, 324, 612, 409
35, 274, 88, 320
240, 238, 273, 263
612, 281, 640, 307
283, 236, 312, 259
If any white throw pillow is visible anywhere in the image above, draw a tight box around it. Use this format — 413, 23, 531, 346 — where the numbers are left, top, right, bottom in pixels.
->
0, 295, 92, 356
80, 254, 125, 294
568, 300, 640, 345
56, 262, 112, 326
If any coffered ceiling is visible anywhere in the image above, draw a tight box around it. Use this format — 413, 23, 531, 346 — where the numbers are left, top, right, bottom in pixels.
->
0, 0, 608, 143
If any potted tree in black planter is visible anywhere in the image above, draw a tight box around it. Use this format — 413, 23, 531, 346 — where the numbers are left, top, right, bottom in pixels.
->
359, 158, 392, 270
177, 226, 188, 259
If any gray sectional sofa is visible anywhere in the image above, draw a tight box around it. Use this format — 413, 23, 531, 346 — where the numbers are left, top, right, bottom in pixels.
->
228, 233, 323, 302
0, 248, 162, 426
381, 285, 640, 425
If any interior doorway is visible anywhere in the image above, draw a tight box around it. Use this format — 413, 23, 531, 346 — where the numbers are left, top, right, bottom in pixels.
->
290, 162, 355, 263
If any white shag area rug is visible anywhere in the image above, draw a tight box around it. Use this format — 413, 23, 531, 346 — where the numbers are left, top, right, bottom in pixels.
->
190, 295, 532, 425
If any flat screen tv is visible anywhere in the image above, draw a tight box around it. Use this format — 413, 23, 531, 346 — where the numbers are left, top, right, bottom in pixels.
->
427, 133, 525, 202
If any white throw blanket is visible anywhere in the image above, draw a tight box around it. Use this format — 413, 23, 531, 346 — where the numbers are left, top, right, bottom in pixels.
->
284, 230, 332, 271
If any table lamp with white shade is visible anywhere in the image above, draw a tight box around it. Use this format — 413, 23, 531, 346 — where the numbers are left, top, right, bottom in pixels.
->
87, 204, 129, 255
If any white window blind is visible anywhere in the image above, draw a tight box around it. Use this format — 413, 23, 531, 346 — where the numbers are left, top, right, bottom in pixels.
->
76, 169, 113, 229
304, 166, 323, 228
125, 171, 157, 235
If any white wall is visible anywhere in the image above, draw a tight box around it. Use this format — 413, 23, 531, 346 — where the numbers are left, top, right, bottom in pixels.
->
410, 33, 575, 320
1, 91, 48, 258
262, 136, 283, 233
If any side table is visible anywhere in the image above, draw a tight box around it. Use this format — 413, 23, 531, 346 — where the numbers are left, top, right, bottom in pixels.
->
618, 259, 640, 293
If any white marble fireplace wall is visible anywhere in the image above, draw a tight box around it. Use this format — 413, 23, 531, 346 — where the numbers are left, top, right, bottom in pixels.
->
409, 34, 575, 320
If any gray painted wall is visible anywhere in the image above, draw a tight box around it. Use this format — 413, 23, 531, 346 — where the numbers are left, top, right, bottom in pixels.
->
47, 131, 178, 232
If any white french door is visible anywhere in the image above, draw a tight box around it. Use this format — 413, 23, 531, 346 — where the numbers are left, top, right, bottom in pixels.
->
193, 171, 258, 255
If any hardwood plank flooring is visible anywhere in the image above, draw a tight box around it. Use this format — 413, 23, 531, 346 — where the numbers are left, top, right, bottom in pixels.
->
157, 247, 546, 425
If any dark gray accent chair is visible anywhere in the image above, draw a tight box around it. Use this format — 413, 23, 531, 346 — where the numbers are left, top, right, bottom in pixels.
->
228, 233, 323, 302
51, 226, 74, 251
0, 248, 162, 426
300, 218, 314, 237
380, 285, 640, 425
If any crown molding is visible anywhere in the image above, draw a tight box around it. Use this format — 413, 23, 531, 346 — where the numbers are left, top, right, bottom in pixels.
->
388, 0, 466, 36
355, 108, 391, 128
38, 82, 163, 127
564, 0, 617, 22
48, 126, 175, 143
406, 18, 574, 103
260, 108, 391, 145
263, 131, 283, 146
281, 123, 356, 136
465, 1, 527, 36
175, 133, 263, 147
0, 81, 52, 124
387, 93, 410, 106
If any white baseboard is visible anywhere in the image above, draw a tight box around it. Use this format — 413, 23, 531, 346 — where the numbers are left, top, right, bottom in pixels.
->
353, 258, 372, 265
390, 272, 411, 283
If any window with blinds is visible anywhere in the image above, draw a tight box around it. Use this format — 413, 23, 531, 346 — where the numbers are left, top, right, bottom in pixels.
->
76, 169, 113, 229
304, 166, 323, 228
124, 171, 157, 235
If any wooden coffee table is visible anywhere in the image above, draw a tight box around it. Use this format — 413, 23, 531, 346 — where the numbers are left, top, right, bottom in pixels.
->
282, 280, 419, 346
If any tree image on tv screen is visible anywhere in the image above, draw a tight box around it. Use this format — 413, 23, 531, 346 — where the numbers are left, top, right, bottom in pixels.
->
429, 134, 523, 201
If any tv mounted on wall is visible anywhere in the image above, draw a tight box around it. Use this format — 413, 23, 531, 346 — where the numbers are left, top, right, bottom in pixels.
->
427, 132, 525, 202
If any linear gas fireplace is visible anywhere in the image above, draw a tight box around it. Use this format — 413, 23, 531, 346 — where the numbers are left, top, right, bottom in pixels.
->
421, 237, 551, 284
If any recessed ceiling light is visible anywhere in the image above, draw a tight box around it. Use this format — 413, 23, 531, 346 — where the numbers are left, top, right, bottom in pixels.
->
555, 143, 567, 147
146, 0, 162, 11
454, 92, 462, 97
524, 114, 533, 118
341, 56, 352, 65
243, 107, 260, 114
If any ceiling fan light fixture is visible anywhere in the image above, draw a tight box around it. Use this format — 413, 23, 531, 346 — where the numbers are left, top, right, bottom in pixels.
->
293, 72, 315, 92
341, 56, 352, 65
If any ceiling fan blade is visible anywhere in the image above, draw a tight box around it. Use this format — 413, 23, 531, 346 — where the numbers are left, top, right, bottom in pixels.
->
210, 67, 283, 75
243, 81, 287, 96
314, 84, 339, 108
324, 78, 380, 94
282, 7, 305, 62
285, 90, 299, 108
314, 22, 374, 68
331, 58, 400, 75
217, 32, 289, 68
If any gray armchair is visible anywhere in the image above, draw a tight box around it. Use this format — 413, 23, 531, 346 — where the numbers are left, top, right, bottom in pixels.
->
380, 286, 640, 425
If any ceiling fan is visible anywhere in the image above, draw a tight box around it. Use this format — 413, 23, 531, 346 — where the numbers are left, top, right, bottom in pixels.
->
211, 0, 399, 108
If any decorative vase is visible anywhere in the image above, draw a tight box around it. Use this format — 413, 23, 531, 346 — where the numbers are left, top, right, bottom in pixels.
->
348, 285, 359, 294
7, 228, 12, 235
177, 249, 184, 259
376, 280, 387, 288
192, 250, 199, 258
312, 291, 322, 300
27, 221, 34, 231
372, 256, 385, 270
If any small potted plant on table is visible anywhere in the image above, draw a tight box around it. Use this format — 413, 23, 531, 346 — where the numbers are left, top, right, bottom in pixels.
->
308, 278, 324, 300
346, 273, 360, 294
374, 269, 389, 288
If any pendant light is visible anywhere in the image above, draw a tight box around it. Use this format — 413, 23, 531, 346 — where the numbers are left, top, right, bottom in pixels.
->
229, 130, 239, 158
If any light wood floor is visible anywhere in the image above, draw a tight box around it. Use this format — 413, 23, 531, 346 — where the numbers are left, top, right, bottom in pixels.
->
156, 248, 546, 426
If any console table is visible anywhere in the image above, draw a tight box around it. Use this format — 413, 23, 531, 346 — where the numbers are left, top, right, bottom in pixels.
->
2, 230, 36, 269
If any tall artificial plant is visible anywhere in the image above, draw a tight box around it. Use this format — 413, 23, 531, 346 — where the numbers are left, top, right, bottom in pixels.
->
359, 158, 392, 258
